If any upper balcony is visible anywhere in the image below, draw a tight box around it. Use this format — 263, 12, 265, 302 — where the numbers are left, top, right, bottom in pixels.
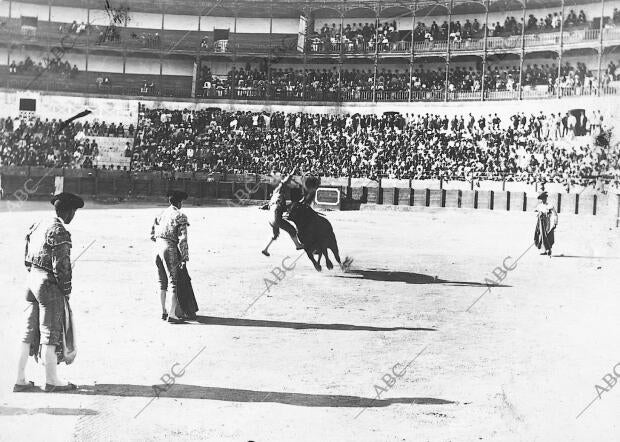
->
305, 28, 620, 58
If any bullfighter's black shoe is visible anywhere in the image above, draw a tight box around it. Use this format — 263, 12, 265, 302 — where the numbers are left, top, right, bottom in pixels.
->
13, 381, 38, 392
45, 382, 78, 392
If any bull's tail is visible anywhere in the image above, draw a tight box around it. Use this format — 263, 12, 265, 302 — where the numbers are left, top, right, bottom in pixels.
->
330, 241, 341, 266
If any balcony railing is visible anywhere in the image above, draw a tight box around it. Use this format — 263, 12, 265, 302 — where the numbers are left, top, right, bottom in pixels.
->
603, 27, 620, 42
378, 41, 411, 54
486, 35, 521, 50
339, 90, 373, 102
450, 38, 485, 52
413, 40, 449, 53
410, 90, 446, 101
271, 89, 304, 101
485, 90, 520, 100
523, 32, 561, 48
563, 28, 599, 44
448, 90, 483, 101
521, 87, 556, 99
375, 90, 409, 102
304, 90, 340, 101
307, 41, 342, 54
233, 88, 269, 100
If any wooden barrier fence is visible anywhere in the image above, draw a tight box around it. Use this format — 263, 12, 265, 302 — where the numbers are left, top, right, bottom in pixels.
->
0, 168, 617, 220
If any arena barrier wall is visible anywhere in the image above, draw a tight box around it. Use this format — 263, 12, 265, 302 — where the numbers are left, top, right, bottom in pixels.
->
461, 190, 476, 209
397, 188, 413, 206
412, 189, 429, 207
0, 168, 617, 222
508, 192, 527, 212
477, 191, 493, 210
444, 190, 460, 208
381, 188, 396, 205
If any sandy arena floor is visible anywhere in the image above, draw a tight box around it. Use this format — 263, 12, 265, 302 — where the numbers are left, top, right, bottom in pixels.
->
0, 201, 619, 441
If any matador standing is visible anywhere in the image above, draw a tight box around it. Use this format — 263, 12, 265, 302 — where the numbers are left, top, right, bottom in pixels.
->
534, 191, 558, 257
151, 190, 190, 324
15, 192, 83, 393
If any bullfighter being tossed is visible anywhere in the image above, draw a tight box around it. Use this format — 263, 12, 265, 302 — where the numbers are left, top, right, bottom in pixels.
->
261, 173, 304, 256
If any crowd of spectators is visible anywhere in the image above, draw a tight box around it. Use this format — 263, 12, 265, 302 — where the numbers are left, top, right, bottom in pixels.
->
196, 60, 604, 99
308, 21, 401, 53
58, 20, 89, 35
129, 31, 160, 49
97, 24, 121, 44
0, 117, 134, 168
308, 9, 589, 52
129, 108, 617, 187
1, 108, 616, 187
525, 10, 588, 33
140, 80, 157, 95
8, 56, 79, 79
57, 18, 125, 46
95, 75, 112, 89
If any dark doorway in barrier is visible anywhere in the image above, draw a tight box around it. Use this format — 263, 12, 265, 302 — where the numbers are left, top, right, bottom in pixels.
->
568, 108, 587, 136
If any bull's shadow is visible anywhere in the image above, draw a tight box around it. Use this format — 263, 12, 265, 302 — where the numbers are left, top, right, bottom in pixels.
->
336, 269, 510, 287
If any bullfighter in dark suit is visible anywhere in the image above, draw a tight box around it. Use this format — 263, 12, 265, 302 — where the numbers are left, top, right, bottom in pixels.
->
534, 191, 559, 257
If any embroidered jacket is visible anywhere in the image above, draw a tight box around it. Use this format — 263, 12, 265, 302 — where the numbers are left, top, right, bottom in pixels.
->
535, 202, 559, 230
151, 205, 190, 261
25, 217, 72, 296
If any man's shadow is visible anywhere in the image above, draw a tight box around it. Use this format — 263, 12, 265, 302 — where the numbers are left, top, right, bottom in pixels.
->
335, 269, 510, 287
192, 316, 436, 332
51, 384, 456, 408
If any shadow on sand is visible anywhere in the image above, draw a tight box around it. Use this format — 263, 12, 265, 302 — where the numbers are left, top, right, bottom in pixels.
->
0, 406, 98, 416
45, 384, 455, 408
192, 315, 436, 332
336, 269, 510, 287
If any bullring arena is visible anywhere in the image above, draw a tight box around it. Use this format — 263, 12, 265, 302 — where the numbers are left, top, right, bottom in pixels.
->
1, 199, 620, 441
2, 0, 620, 440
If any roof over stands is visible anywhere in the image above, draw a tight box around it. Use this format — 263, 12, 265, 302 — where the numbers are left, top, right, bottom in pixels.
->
17, 0, 608, 17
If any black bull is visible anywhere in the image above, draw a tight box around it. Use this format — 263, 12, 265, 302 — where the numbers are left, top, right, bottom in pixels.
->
286, 202, 351, 272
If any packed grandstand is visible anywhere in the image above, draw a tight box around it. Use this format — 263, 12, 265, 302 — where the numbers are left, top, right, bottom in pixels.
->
1, 108, 618, 189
